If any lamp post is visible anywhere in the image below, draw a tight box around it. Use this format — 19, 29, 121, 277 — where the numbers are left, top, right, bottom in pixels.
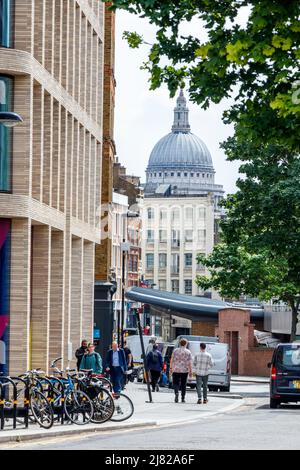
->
0, 112, 23, 128
120, 211, 140, 348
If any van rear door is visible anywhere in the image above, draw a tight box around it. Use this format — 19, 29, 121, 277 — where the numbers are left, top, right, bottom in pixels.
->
206, 343, 229, 379
276, 344, 300, 393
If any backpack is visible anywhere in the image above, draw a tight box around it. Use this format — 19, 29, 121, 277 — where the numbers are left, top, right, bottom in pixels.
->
151, 351, 159, 365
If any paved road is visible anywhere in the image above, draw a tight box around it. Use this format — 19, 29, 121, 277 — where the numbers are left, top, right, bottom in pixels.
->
2, 382, 300, 450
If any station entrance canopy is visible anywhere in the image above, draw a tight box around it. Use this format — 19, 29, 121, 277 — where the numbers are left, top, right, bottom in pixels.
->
125, 287, 265, 322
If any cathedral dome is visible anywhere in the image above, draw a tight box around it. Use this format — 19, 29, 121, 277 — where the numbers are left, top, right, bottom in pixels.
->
148, 131, 213, 172
147, 90, 214, 174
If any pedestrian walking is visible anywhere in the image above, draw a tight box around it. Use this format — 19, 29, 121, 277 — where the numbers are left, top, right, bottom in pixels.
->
170, 338, 193, 403
105, 342, 128, 395
80, 342, 103, 374
146, 344, 163, 392
123, 340, 134, 385
146, 338, 156, 355
75, 340, 88, 371
193, 343, 214, 404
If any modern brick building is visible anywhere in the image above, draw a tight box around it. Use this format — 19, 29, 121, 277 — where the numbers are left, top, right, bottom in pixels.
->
0, 0, 106, 376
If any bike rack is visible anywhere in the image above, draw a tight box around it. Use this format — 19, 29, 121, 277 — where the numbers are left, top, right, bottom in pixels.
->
0, 376, 29, 430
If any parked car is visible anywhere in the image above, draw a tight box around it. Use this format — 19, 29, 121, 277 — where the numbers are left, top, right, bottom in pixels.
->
268, 343, 300, 408
173, 336, 231, 392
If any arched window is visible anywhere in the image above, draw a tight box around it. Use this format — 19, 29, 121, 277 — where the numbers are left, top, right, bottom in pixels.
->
0, 0, 13, 47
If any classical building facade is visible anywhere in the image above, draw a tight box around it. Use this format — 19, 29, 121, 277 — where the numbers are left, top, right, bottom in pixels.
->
0, 0, 105, 375
143, 91, 224, 299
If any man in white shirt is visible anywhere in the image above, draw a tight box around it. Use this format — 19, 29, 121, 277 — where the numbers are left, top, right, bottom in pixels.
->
193, 343, 214, 404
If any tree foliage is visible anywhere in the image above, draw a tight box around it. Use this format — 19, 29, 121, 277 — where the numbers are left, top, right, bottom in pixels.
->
108, 0, 300, 152
197, 145, 300, 340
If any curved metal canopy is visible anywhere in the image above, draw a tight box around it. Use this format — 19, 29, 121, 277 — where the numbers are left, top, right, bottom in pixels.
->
125, 287, 265, 322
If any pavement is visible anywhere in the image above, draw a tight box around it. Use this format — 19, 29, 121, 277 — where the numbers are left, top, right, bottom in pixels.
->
231, 375, 269, 384
0, 382, 245, 445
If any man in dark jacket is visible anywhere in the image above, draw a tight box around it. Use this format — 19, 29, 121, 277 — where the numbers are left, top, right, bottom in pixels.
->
105, 342, 128, 394
75, 340, 88, 371
146, 344, 163, 392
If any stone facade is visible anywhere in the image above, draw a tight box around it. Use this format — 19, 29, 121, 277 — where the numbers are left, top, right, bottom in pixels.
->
0, 0, 105, 375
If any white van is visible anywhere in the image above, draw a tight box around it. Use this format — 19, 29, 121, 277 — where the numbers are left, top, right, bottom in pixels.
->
174, 338, 231, 392
126, 335, 164, 382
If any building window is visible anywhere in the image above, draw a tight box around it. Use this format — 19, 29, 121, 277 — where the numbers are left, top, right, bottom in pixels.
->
171, 254, 180, 274
184, 280, 193, 295
159, 253, 167, 268
184, 230, 193, 243
184, 173, 188, 177
164, 172, 168, 177
147, 208, 154, 220
0, 0, 13, 48
191, 173, 194, 177
198, 207, 206, 220
159, 279, 167, 291
146, 254, 154, 269
159, 173, 162, 177
159, 209, 167, 223
171, 208, 180, 223
171, 172, 174, 177
177, 172, 181, 177
0, 75, 12, 192
171, 280, 179, 293
198, 229, 206, 247
159, 229, 167, 243
171, 230, 180, 247
185, 253, 193, 268
147, 230, 154, 243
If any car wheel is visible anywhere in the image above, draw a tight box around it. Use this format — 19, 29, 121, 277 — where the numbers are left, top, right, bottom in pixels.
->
270, 398, 280, 409
220, 385, 230, 393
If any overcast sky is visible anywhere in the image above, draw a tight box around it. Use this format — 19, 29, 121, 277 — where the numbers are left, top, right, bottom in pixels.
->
114, 11, 241, 195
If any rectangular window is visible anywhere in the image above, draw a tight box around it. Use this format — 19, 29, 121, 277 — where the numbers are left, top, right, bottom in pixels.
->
0, 0, 13, 48
146, 254, 154, 269
184, 230, 193, 243
171, 254, 180, 274
159, 279, 167, 291
147, 230, 154, 243
159, 253, 167, 269
171, 230, 180, 247
184, 280, 193, 295
198, 229, 206, 247
0, 75, 12, 192
159, 230, 167, 243
171, 280, 179, 293
147, 208, 154, 220
198, 207, 206, 220
185, 253, 193, 268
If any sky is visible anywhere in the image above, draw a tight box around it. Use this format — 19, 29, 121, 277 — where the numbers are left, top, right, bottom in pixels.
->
114, 11, 242, 195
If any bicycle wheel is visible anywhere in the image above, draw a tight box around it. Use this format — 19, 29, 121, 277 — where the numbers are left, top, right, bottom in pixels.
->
99, 377, 113, 393
110, 393, 134, 422
91, 388, 115, 424
30, 389, 54, 429
64, 390, 94, 425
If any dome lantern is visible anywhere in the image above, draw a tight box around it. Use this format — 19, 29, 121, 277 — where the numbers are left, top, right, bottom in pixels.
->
171, 89, 191, 134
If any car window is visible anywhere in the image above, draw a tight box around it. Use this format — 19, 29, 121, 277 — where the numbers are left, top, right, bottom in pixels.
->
278, 345, 300, 367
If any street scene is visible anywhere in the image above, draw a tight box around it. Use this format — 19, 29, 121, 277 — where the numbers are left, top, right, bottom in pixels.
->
0, 0, 300, 454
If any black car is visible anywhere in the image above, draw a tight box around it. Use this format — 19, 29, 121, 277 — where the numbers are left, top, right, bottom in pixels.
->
268, 343, 300, 408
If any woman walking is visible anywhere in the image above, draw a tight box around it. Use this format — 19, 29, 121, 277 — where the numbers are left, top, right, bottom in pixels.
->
146, 344, 163, 392
170, 338, 193, 403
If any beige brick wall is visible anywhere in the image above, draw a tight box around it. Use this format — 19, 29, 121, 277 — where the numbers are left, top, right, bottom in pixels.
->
0, 0, 105, 375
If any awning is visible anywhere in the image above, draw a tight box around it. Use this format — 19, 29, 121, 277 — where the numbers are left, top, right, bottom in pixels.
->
125, 287, 265, 322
